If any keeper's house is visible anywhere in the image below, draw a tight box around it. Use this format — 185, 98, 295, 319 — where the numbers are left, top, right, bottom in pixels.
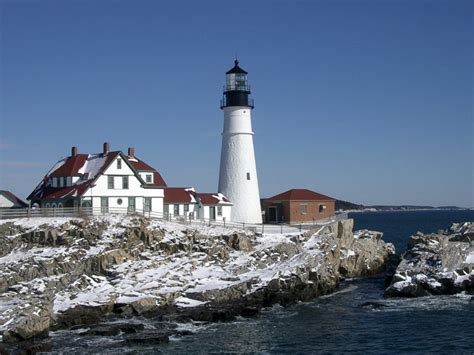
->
28, 143, 166, 214
261, 189, 335, 224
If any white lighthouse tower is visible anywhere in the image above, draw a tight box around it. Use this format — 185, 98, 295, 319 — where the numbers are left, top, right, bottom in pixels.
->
218, 60, 262, 224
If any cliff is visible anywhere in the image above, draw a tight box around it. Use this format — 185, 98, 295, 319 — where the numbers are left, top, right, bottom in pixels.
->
0, 215, 394, 347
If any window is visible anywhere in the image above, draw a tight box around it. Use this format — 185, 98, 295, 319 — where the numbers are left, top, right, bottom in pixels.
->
144, 198, 151, 212
319, 204, 326, 214
146, 174, 152, 183
184, 204, 189, 213
63, 177, 67, 187
122, 176, 129, 189
300, 204, 308, 214
128, 197, 136, 212
217, 206, 223, 217
117, 198, 123, 205
81, 200, 92, 208
117, 158, 122, 169
174, 204, 179, 216
101, 197, 109, 213
247, 172, 251, 180
108, 176, 114, 189
164, 204, 169, 216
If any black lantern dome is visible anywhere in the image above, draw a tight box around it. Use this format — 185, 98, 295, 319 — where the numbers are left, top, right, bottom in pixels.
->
220, 60, 254, 109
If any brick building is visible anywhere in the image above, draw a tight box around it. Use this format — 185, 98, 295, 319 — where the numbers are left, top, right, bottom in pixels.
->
262, 189, 335, 224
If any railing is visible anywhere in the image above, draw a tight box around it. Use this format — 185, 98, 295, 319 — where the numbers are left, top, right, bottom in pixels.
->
0, 207, 348, 235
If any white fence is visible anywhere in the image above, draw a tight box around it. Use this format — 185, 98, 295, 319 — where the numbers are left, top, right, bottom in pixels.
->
0, 207, 347, 234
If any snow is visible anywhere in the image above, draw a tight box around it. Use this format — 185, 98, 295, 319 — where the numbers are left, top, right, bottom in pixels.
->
465, 252, 474, 264
212, 193, 230, 204
0, 216, 79, 228
77, 154, 107, 180
175, 297, 207, 308
0, 214, 339, 326
54, 275, 115, 313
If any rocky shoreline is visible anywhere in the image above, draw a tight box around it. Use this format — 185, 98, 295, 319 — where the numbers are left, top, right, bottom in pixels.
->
0, 215, 395, 352
385, 222, 473, 297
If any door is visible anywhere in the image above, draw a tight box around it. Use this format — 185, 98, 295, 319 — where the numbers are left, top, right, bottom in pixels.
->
128, 197, 136, 213
268, 207, 277, 223
209, 206, 216, 221
101, 197, 109, 214
144, 198, 151, 213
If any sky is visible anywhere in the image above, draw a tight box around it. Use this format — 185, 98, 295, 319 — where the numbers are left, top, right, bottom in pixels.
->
0, 0, 473, 207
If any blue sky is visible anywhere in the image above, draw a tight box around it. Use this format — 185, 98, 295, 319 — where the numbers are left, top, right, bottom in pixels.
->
1, 0, 472, 207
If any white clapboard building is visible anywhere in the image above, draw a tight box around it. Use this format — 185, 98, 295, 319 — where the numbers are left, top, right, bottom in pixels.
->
28, 143, 167, 214
28, 143, 232, 221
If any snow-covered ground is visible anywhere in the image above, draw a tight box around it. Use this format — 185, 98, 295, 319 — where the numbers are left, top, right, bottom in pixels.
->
0, 215, 392, 342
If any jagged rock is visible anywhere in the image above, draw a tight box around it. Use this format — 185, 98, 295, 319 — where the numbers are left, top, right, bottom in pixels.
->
0, 215, 394, 346
385, 222, 473, 298
2, 305, 51, 342
114, 297, 158, 315
80, 322, 145, 336
222, 233, 254, 252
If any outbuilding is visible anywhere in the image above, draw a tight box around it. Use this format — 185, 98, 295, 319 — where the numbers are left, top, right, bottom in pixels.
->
262, 189, 335, 224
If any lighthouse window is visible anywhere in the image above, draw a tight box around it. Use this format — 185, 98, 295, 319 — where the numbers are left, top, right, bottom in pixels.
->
247, 172, 251, 180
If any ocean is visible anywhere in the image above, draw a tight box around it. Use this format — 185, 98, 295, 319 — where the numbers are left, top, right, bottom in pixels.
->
43, 210, 474, 353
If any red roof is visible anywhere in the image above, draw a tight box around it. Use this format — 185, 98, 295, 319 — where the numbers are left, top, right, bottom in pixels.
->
30, 182, 93, 200
28, 152, 121, 201
152, 172, 167, 187
164, 188, 195, 203
267, 189, 335, 202
196, 193, 231, 205
127, 156, 156, 171
127, 156, 167, 187
29, 149, 168, 201
0, 190, 28, 208
49, 154, 89, 177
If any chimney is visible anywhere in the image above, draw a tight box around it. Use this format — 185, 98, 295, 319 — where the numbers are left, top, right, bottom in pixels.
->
103, 142, 110, 155
71, 146, 78, 157
128, 147, 135, 157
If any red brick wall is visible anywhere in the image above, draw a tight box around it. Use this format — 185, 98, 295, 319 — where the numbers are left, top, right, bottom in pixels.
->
287, 200, 335, 223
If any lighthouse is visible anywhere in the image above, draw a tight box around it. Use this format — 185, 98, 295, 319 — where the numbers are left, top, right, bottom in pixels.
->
218, 60, 262, 224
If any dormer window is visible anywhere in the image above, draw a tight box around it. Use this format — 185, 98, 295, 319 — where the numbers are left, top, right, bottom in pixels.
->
117, 158, 122, 169
146, 174, 152, 183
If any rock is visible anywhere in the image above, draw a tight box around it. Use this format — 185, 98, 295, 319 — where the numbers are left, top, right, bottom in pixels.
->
240, 306, 260, 317
80, 322, 145, 336
114, 297, 158, 315
0, 215, 395, 346
385, 222, 474, 298
2, 306, 51, 343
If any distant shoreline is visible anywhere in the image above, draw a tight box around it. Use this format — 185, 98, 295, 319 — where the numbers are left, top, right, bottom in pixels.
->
341, 207, 473, 213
